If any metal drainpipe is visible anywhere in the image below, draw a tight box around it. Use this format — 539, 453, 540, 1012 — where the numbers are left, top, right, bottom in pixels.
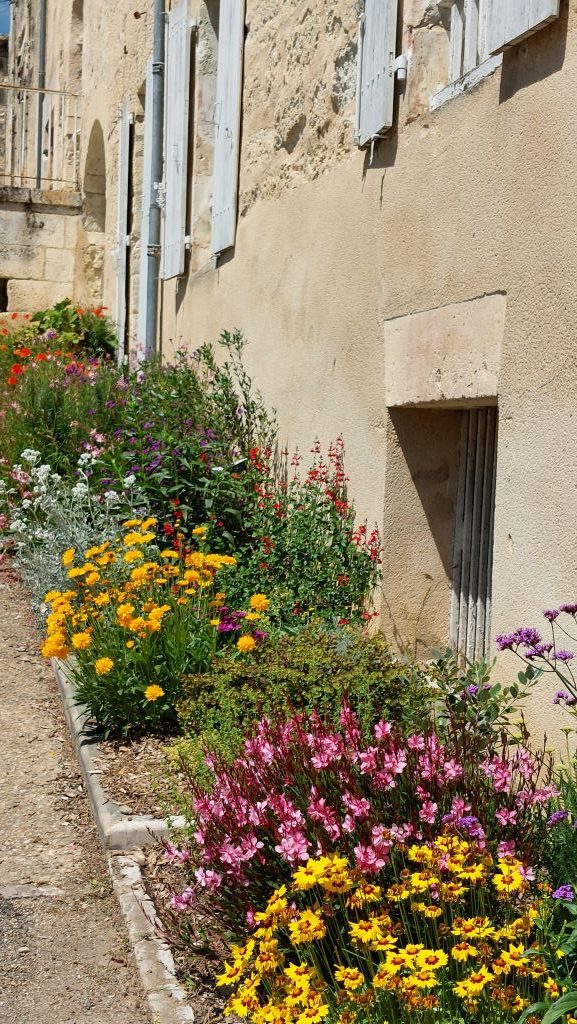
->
144, 0, 165, 360
35, 0, 47, 189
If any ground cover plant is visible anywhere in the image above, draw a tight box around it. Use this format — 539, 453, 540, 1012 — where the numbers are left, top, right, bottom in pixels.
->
176, 625, 433, 763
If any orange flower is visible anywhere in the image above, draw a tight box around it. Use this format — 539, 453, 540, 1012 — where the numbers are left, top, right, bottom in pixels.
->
36, 352, 48, 362
13, 346, 31, 358
10, 312, 18, 319
1, 329, 8, 336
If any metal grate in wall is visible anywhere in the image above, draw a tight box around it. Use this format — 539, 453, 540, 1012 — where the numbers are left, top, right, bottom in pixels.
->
449, 407, 498, 661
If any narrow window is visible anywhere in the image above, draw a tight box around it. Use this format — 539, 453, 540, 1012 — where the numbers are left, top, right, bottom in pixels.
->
449, 407, 498, 660
0, 279, 9, 312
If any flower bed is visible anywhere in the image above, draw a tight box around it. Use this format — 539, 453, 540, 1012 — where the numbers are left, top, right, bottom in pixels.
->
3, 301, 577, 1024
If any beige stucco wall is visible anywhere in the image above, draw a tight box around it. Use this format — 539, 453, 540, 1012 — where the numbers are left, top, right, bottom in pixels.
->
5, 1, 577, 737
158, 2, 577, 738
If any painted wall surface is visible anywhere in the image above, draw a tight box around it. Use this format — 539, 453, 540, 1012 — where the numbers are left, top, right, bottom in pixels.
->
5, 0, 577, 737
159, 1, 577, 738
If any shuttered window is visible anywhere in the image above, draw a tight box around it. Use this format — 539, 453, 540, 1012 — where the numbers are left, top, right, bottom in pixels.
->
162, 0, 193, 280
115, 96, 132, 366
446, 0, 490, 82
488, 0, 560, 55
136, 58, 155, 364
356, 0, 399, 147
211, 0, 246, 256
449, 408, 498, 661
445, 0, 560, 83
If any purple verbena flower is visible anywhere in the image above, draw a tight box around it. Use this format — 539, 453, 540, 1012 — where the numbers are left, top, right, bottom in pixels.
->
560, 603, 577, 615
556, 650, 575, 662
547, 810, 569, 827
544, 609, 560, 621
496, 633, 518, 651
525, 642, 553, 659
552, 885, 574, 901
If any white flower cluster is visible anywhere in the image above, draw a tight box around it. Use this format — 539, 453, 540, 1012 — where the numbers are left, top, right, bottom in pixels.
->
0, 451, 149, 616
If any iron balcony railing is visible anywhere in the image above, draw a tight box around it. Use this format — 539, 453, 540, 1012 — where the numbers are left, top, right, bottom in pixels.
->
0, 81, 80, 190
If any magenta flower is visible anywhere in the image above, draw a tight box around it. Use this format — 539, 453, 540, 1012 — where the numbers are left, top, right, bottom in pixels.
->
419, 799, 438, 825
495, 807, 517, 826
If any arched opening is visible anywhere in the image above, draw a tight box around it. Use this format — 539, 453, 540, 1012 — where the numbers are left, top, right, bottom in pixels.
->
83, 119, 106, 231
78, 119, 106, 305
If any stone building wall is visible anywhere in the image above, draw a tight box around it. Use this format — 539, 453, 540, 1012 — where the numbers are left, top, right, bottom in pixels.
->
0, 186, 80, 309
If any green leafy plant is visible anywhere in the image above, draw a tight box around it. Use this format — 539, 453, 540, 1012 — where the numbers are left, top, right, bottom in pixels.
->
29, 298, 117, 356
176, 623, 434, 763
219, 438, 383, 627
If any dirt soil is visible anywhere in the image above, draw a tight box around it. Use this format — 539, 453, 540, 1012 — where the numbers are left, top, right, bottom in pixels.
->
96, 734, 176, 817
0, 565, 151, 1024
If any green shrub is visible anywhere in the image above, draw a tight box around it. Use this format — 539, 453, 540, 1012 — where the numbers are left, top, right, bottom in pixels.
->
176, 624, 434, 762
218, 438, 382, 627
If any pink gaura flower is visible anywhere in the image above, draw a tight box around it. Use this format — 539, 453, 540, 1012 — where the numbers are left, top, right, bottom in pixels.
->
164, 841, 190, 865
374, 720, 392, 740
275, 828, 311, 864
498, 840, 517, 858
194, 867, 222, 891
495, 807, 517, 826
354, 843, 388, 874
419, 799, 438, 825
170, 887, 195, 912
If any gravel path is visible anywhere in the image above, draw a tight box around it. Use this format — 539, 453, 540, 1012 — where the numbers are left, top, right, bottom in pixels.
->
0, 566, 150, 1023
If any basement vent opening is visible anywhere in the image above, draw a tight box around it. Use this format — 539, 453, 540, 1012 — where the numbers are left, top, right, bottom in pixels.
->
0, 279, 8, 312
449, 407, 498, 661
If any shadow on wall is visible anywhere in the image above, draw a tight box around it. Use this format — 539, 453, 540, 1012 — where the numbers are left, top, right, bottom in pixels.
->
381, 406, 463, 660
78, 119, 106, 304
499, 0, 568, 102
83, 120, 106, 232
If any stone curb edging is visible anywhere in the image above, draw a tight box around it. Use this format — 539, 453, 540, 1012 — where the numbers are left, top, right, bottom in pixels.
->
109, 852, 194, 1024
51, 658, 195, 1024
51, 658, 186, 850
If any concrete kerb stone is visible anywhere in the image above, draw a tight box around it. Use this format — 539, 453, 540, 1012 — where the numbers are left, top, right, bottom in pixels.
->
51, 658, 195, 1024
51, 657, 186, 850
109, 853, 194, 1024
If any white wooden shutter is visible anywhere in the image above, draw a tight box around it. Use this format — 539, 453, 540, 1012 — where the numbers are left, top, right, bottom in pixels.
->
137, 59, 155, 364
488, 0, 559, 55
116, 96, 132, 366
161, 0, 193, 280
211, 0, 245, 256
356, 0, 399, 148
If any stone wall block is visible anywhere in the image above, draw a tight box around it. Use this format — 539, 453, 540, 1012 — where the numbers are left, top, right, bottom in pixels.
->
0, 244, 46, 279
7, 279, 73, 311
44, 247, 76, 283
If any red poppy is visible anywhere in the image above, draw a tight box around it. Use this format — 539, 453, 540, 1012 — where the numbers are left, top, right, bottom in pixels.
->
7, 375, 17, 386
1, 329, 8, 337
35, 352, 48, 362
13, 347, 31, 358
10, 312, 18, 320
10, 364, 24, 375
